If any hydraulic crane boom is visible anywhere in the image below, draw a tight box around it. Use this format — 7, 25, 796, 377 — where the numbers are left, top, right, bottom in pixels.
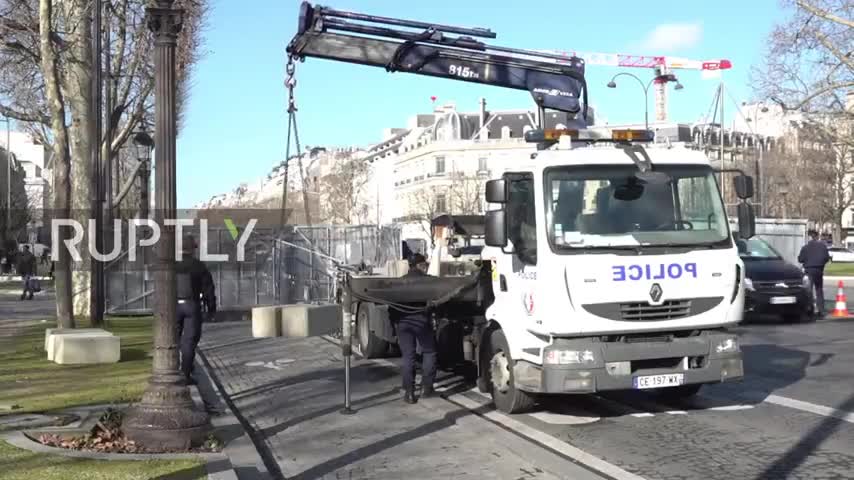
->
286, 2, 589, 125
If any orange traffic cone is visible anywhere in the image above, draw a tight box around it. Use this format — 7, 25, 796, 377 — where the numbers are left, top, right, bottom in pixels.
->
832, 280, 849, 317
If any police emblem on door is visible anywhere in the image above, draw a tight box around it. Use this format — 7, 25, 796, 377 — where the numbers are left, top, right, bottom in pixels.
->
649, 283, 663, 303
522, 292, 535, 315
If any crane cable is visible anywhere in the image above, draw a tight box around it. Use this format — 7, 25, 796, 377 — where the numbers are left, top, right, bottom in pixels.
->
281, 55, 302, 227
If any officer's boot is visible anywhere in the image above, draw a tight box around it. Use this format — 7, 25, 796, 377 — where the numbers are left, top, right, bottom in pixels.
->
403, 387, 416, 405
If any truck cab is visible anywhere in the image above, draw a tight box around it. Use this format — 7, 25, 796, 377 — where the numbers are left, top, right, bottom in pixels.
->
478, 129, 754, 412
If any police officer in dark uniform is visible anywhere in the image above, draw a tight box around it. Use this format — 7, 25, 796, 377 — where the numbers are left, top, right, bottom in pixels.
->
393, 253, 437, 404
176, 235, 216, 385
798, 229, 830, 316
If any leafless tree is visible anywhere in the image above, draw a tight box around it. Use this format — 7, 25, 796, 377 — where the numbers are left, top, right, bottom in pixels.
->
448, 171, 484, 215
0, 0, 207, 322
320, 152, 370, 224
752, 0, 852, 236
752, 0, 853, 146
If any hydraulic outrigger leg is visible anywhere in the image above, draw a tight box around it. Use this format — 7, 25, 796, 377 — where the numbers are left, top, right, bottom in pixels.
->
287, 2, 590, 128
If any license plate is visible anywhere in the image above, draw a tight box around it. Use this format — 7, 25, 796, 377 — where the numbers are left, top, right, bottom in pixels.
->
633, 373, 684, 389
770, 296, 797, 305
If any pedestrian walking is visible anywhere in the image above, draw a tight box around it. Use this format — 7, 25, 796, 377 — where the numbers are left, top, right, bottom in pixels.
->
175, 235, 216, 385
798, 229, 831, 316
16, 245, 36, 300
392, 253, 437, 404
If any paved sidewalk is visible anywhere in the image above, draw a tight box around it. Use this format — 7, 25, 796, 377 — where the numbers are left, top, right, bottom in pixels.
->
198, 322, 607, 480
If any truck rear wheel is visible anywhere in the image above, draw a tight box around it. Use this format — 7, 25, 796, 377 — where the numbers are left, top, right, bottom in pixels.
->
357, 303, 389, 359
488, 329, 536, 414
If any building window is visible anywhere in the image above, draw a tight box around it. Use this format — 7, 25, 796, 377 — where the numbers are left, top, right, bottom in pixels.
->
435, 194, 447, 213
478, 157, 488, 172
501, 126, 512, 139
435, 156, 445, 174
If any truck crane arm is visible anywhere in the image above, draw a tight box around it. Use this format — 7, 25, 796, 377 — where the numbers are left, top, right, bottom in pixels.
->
286, 2, 589, 122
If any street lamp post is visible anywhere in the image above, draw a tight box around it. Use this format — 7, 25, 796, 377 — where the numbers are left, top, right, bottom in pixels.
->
607, 71, 683, 130
123, 0, 208, 450
132, 127, 154, 219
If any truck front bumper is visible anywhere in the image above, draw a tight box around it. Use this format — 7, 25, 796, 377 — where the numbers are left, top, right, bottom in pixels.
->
513, 332, 744, 394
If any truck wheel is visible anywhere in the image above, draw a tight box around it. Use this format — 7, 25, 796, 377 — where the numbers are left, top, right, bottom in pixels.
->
487, 330, 536, 414
656, 384, 702, 400
357, 303, 389, 359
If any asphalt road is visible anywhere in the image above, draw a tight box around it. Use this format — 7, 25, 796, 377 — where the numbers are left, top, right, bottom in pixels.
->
426, 314, 854, 479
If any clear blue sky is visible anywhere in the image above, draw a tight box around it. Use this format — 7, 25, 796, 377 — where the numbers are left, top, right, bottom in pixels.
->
176, 0, 788, 207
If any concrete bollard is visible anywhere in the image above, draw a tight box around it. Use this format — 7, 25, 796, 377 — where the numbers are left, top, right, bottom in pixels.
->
252, 306, 281, 338
280, 304, 341, 338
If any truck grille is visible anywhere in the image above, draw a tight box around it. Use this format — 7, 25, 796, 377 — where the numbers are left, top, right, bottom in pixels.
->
620, 300, 691, 321
581, 297, 723, 322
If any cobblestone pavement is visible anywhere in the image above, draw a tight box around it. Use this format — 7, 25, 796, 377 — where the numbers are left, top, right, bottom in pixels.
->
198, 322, 609, 480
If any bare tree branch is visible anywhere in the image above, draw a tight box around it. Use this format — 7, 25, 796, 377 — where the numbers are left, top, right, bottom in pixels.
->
0, 103, 49, 123
797, 0, 854, 29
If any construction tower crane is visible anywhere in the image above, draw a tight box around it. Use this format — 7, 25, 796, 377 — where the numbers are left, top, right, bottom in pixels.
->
543, 49, 732, 123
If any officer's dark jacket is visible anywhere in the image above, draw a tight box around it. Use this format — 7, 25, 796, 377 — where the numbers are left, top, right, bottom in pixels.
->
176, 255, 216, 303
798, 239, 830, 269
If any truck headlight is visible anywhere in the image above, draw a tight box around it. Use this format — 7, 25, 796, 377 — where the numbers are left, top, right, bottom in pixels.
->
802, 275, 811, 289
744, 278, 755, 291
545, 349, 596, 365
715, 338, 739, 354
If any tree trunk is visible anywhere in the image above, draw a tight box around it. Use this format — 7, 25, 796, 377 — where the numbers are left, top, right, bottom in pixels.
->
63, 0, 95, 319
40, 0, 74, 328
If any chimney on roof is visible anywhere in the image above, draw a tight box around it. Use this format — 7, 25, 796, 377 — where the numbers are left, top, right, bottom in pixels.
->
479, 97, 488, 140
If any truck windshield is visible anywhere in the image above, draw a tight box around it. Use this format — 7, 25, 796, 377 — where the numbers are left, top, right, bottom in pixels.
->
546, 164, 729, 249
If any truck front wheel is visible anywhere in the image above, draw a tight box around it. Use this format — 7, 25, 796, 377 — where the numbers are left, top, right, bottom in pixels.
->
487, 330, 536, 414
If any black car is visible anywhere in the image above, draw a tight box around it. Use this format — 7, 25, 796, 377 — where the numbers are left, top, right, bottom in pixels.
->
737, 237, 816, 323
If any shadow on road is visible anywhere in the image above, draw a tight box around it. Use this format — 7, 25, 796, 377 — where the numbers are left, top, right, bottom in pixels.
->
755, 391, 854, 480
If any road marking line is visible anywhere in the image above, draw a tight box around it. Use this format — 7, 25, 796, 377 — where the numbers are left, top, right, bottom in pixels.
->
706, 405, 754, 411
447, 389, 648, 480
529, 411, 600, 425
764, 394, 854, 424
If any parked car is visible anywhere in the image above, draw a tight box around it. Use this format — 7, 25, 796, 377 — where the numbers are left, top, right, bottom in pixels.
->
736, 236, 815, 323
828, 246, 854, 263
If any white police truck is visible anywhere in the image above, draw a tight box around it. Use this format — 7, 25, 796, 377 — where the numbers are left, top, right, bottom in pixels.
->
475, 128, 753, 413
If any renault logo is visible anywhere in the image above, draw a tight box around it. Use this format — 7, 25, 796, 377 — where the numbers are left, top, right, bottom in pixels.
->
649, 283, 663, 302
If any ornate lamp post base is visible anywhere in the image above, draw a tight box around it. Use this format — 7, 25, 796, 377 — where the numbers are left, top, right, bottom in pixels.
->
124, 371, 209, 450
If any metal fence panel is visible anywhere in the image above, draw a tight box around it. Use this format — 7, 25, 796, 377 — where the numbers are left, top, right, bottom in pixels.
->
730, 217, 808, 265
105, 224, 401, 315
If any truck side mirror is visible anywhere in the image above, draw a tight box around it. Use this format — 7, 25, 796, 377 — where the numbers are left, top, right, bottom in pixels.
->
485, 210, 508, 247
734, 175, 754, 200
485, 179, 508, 204
737, 202, 756, 239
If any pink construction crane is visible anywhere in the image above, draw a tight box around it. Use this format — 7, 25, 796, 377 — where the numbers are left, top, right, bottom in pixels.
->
543, 49, 732, 123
